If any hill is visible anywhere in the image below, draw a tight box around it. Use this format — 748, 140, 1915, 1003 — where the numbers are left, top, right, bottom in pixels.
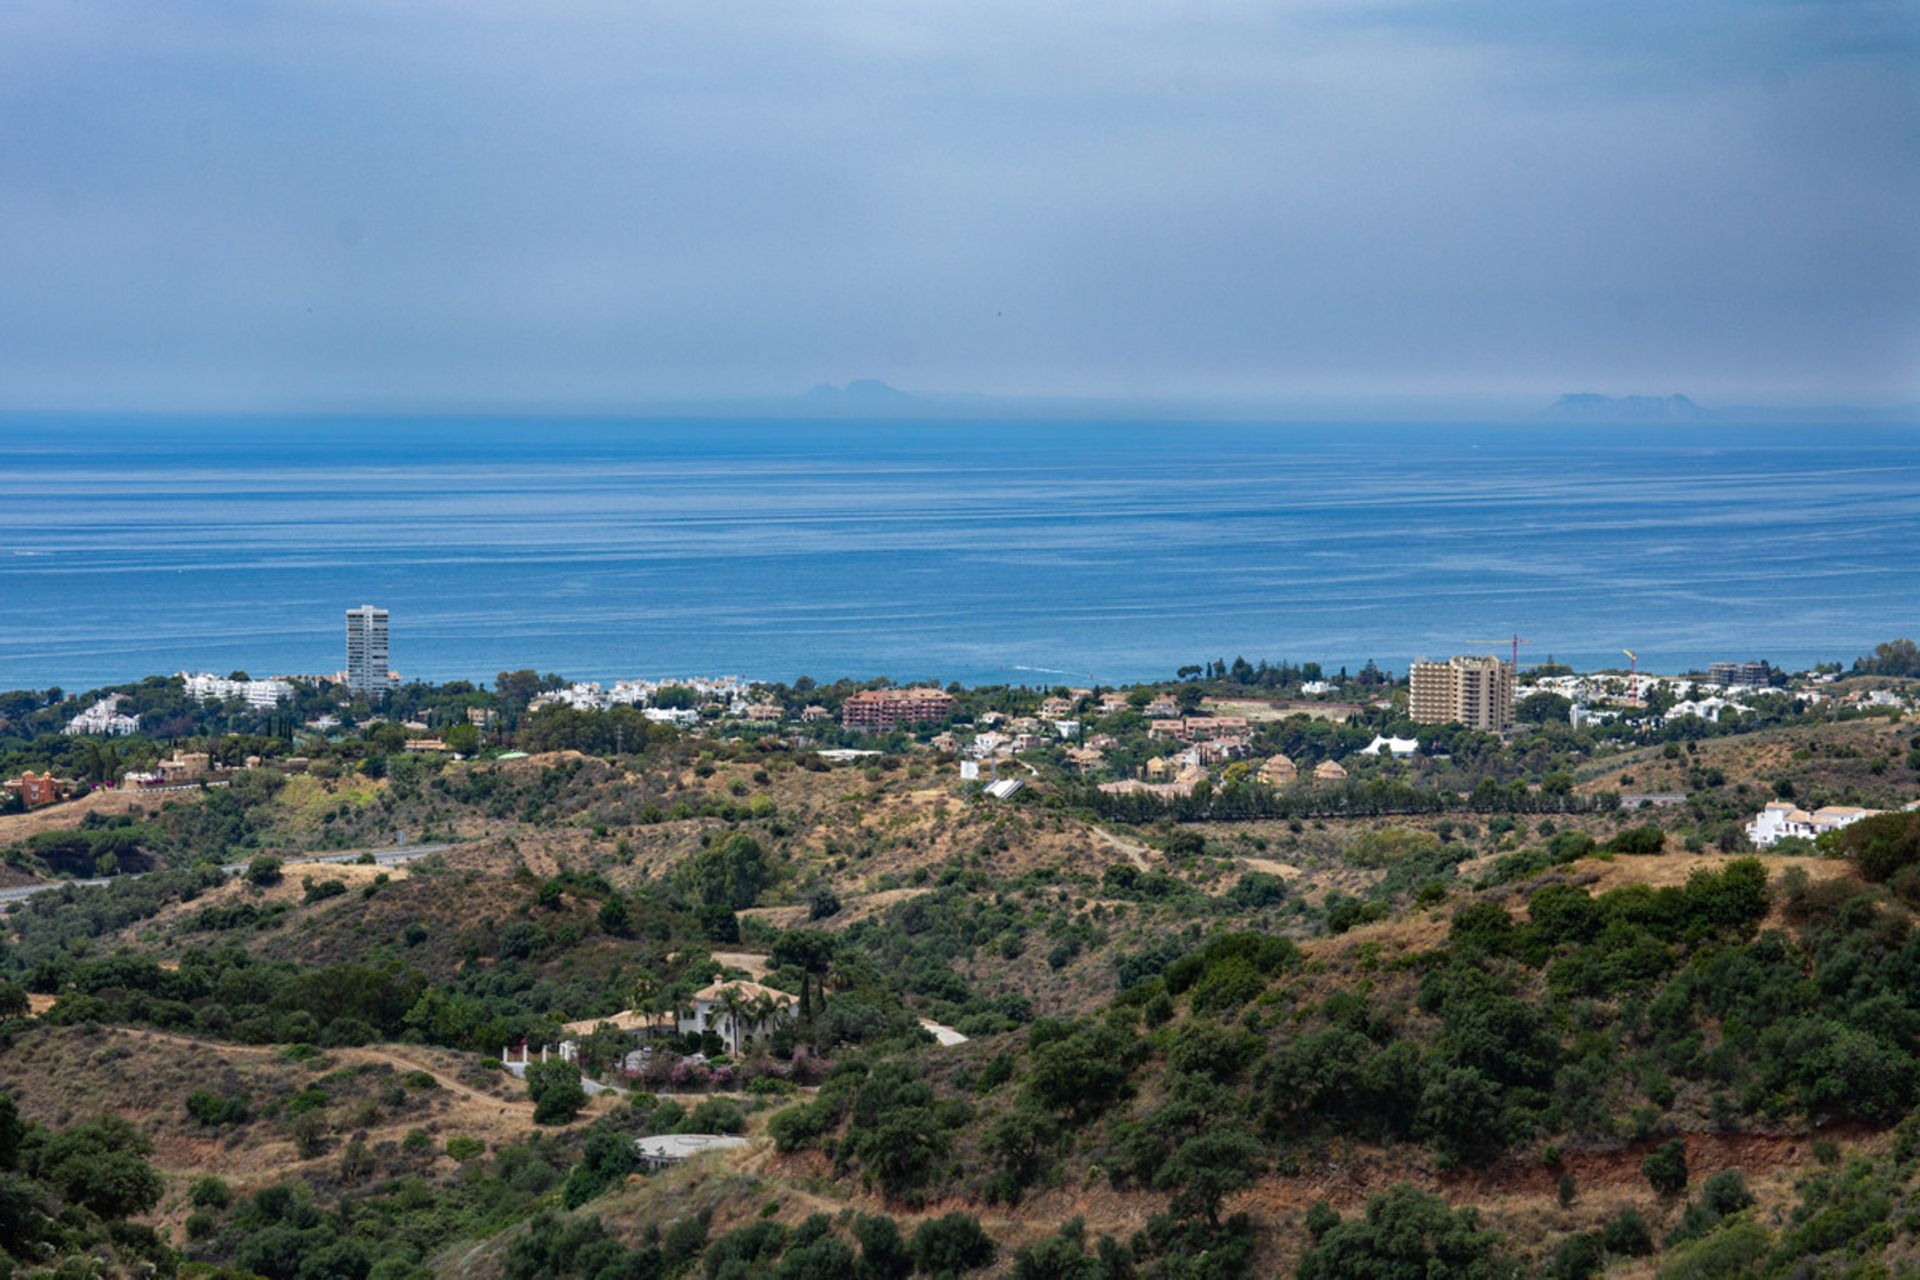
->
3, 720, 1919, 1278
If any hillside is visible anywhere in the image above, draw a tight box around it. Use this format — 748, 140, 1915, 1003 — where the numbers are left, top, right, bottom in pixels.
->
2, 718, 1919, 1278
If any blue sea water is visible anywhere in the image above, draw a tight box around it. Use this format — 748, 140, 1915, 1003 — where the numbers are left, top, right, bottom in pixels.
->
1, 416, 1916, 693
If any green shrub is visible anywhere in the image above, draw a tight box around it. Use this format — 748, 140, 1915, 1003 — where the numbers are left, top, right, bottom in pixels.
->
910, 1212, 995, 1276
1298, 1184, 1510, 1279
1603, 1207, 1654, 1256
1655, 1220, 1770, 1279
524, 1059, 587, 1125
188, 1175, 232, 1209
445, 1136, 485, 1161
1607, 826, 1667, 855
1643, 1139, 1688, 1197
682, 1097, 745, 1135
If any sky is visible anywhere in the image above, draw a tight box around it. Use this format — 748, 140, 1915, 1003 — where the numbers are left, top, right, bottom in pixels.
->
0, 0, 1916, 412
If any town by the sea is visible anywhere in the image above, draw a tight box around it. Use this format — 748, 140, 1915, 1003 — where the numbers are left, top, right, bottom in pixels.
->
2, 415, 1916, 692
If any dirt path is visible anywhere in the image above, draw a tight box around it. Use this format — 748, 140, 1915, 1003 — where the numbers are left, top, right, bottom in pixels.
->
1091, 827, 1152, 872
111, 1026, 517, 1112
740, 886, 932, 930
708, 951, 772, 979
1236, 855, 1304, 879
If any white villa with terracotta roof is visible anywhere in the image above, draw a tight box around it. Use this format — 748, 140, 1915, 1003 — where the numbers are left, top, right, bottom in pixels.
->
680, 980, 800, 1053
1745, 801, 1882, 848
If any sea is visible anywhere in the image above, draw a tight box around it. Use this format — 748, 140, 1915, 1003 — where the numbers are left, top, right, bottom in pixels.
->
1, 416, 1916, 694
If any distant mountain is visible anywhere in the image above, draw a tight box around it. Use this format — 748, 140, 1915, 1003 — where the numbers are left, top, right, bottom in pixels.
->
802, 379, 917, 406
1541, 393, 1710, 422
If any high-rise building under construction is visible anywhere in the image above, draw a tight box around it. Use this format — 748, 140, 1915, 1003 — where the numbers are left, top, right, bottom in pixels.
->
1409, 654, 1515, 732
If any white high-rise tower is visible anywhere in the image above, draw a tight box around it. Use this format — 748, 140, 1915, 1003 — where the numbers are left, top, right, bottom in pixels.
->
345, 605, 393, 696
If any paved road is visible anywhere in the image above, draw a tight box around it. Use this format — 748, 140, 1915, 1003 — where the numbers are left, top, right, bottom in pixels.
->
0, 843, 453, 905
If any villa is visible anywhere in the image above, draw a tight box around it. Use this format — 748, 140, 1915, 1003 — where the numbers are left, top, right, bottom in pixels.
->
1745, 801, 1880, 848
679, 981, 799, 1053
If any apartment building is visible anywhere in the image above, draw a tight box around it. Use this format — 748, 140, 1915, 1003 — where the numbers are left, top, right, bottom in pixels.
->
1707, 661, 1771, 688
345, 605, 395, 697
180, 671, 294, 709
1409, 655, 1515, 732
840, 687, 955, 730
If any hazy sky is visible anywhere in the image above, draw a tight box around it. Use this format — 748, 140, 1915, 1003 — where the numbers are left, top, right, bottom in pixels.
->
2, 0, 1916, 410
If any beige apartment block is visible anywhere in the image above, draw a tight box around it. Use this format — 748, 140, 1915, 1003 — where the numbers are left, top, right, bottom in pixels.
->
1409, 655, 1515, 732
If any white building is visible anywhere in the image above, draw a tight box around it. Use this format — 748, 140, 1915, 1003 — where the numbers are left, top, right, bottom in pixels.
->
64, 696, 140, 737
1745, 801, 1881, 848
607, 676, 751, 713
180, 671, 294, 709
1359, 734, 1419, 757
345, 605, 396, 697
1667, 696, 1750, 722
678, 981, 798, 1053
531, 682, 609, 712
1301, 680, 1339, 695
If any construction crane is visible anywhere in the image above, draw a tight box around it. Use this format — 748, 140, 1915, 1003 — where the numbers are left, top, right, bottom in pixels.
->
1622, 649, 1639, 702
1468, 634, 1529, 670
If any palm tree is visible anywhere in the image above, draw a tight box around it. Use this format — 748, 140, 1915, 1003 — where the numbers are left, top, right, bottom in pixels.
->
825, 952, 876, 1001
744, 991, 783, 1053
714, 985, 747, 1056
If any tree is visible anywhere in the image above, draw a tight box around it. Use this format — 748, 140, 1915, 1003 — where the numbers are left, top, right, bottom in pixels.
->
37, 1114, 164, 1218
630, 971, 666, 1021
496, 669, 544, 709
1297, 1183, 1512, 1280
983, 1105, 1057, 1192
1601, 1207, 1654, 1256
715, 985, 749, 1056
854, 1214, 912, 1280
910, 1212, 995, 1277
858, 1104, 950, 1199
445, 722, 480, 755
1643, 1138, 1688, 1197
1854, 638, 1920, 677
562, 1125, 637, 1207
248, 855, 284, 886
0, 1091, 23, 1171
1417, 1067, 1503, 1166
1518, 691, 1574, 725
681, 833, 770, 910
598, 895, 632, 936
525, 1059, 587, 1125
1826, 810, 1920, 883
1157, 1127, 1263, 1227
779, 1236, 858, 1280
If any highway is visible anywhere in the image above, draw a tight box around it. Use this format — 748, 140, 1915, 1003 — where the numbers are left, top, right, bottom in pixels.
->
0, 842, 454, 905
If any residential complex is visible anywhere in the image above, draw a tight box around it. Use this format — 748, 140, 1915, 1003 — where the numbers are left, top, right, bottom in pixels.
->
1746, 800, 1881, 848
1409, 655, 1515, 732
345, 605, 396, 697
841, 686, 955, 730
180, 671, 294, 709
1708, 661, 1772, 688
63, 695, 140, 737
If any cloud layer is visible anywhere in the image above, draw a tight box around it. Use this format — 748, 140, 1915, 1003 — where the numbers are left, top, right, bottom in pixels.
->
1, 0, 1915, 409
